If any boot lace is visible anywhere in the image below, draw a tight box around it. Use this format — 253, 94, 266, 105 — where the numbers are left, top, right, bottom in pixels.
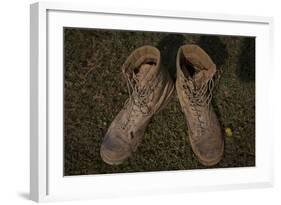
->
182, 68, 222, 141
120, 70, 154, 130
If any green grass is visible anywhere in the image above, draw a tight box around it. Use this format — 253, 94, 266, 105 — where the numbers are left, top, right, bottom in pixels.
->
63, 28, 255, 175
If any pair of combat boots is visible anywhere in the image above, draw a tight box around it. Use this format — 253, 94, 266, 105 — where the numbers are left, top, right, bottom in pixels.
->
100, 45, 224, 167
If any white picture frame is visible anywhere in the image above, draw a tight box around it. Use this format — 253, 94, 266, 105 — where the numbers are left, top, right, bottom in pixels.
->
30, 1, 274, 202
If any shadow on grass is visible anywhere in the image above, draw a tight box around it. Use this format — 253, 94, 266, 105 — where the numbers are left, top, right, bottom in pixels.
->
198, 35, 228, 70
157, 34, 185, 81
236, 38, 255, 82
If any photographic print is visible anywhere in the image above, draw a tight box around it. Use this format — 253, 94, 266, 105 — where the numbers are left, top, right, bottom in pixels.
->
63, 28, 255, 176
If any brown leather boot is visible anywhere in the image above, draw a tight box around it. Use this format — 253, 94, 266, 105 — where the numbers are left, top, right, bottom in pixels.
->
100, 45, 174, 165
176, 45, 224, 166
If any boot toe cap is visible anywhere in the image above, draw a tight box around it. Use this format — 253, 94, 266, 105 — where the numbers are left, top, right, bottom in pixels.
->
196, 140, 224, 166
100, 133, 131, 165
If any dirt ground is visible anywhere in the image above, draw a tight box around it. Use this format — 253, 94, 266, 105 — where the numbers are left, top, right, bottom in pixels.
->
63, 28, 255, 176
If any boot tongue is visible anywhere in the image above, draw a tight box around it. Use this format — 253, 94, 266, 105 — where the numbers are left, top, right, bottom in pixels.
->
134, 63, 154, 89
182, 61, 215, 89
181, 61, 208, 89
194, 64, 216, 89
193, 70, 208, 88
181, 50, 216, 89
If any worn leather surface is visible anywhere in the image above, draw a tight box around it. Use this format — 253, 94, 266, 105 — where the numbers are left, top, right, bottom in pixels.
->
176, 45, 224, 166
101, 46, 174, 165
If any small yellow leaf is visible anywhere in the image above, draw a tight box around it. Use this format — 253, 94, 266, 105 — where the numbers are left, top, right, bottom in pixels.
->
225, 127, 233, 137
